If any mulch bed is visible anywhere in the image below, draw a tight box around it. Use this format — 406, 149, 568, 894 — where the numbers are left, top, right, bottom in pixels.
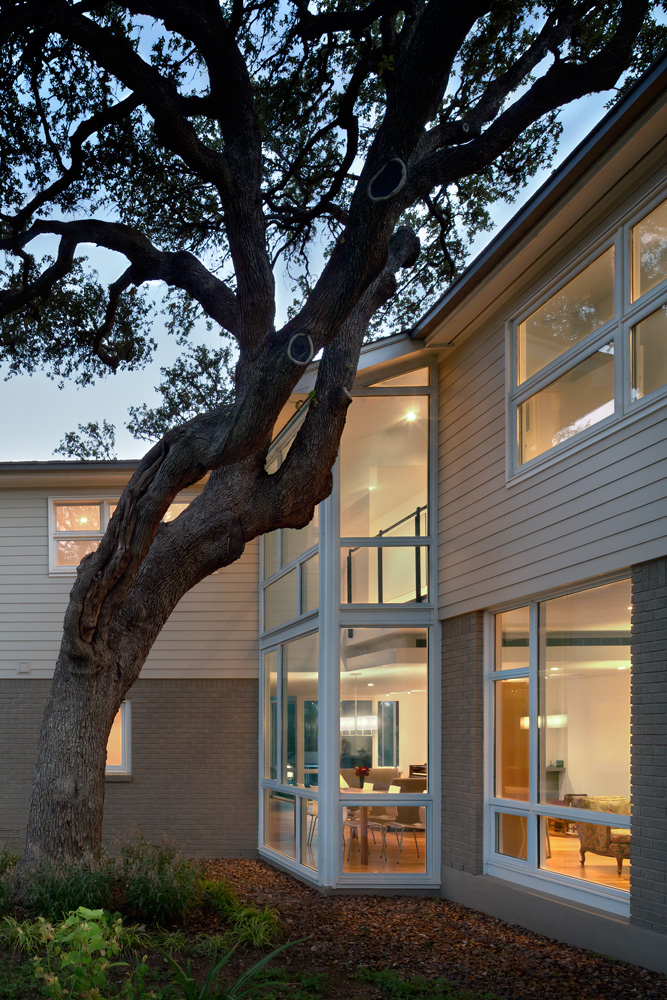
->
203, 858, 667, 1000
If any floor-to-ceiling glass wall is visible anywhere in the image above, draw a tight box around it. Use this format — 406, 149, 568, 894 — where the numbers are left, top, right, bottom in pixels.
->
259, 363, 437, 887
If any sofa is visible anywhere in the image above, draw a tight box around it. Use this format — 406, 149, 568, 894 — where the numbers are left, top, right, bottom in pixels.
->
567, 795, 631, 875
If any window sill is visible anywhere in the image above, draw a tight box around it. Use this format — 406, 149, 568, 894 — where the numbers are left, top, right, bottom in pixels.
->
105, 772, 132, 782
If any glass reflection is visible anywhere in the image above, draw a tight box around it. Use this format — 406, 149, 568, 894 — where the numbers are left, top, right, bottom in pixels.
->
340, 627, 428, 789
340, 396, 428, 538
518, 248, 614, 383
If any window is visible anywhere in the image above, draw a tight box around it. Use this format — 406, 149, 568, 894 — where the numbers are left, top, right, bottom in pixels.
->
49, 499, 191, 573
488, 580, 631, 902
106, 702, 131, 775
339, 393, 429, 606
511, 192, 667, 470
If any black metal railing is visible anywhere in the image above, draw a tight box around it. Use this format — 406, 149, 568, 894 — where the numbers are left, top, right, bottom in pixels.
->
346, 504, 427, 604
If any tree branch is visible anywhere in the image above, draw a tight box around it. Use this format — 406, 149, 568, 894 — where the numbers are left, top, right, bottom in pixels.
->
405, 0, 651, 201
1, 220, 239, 336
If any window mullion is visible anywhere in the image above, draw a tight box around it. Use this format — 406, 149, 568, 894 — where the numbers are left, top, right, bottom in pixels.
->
527, 601, 539, 869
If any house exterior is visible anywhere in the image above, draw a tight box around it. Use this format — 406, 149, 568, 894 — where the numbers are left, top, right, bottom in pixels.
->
2, 53, 667, 973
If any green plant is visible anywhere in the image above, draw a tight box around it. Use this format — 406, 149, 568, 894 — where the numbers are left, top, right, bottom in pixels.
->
353, 967, 500, 1000
118, 834, 201, 926
0, 845, 18, 878
229, 904, 281, 949
165, 938, 307, 1000
0, 915, 49, 954
20, 857, 115, 920
198, 878, 236, 916
198, 878, 281, 948
32, 906, 128, 999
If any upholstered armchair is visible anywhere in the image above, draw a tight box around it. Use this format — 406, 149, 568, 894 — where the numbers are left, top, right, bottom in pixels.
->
568, 795, 631, 875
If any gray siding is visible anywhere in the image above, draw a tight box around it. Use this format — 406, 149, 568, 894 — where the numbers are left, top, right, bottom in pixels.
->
0, 489, 259, 678
438, 327, 667, 616
0, 677, 259, 858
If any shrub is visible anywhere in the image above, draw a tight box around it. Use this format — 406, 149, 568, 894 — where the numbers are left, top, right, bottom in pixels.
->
0, 845, 18, 878
199, 877, 281, 948
117, 833, 202, 925
31, 907, 153, 1000
20, 857, 115, 920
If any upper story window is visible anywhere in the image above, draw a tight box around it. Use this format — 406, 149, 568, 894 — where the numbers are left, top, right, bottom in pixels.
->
340, 390, 430, 605
511, 192, 667, 471
49, 499, 190, 573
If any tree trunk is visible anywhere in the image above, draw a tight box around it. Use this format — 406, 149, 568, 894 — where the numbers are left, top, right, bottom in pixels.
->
23, 653, 127, 865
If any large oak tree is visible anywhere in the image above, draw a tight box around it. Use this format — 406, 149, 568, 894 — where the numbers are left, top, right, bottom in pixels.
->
0, 0, 663, 865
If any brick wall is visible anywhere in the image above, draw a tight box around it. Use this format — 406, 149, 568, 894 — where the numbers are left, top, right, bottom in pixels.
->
441, 611, 485, 876
631, 557, 667, 933
0, 677, 259, 858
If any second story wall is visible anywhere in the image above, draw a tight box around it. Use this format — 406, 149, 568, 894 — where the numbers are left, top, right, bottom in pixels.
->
437, 138, 667, 619
0, 484, 259, 679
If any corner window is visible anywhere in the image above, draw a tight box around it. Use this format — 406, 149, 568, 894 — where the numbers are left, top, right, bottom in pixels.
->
511, 192, 667, 471
106, 701, 131, 775
488, 579, 631, 900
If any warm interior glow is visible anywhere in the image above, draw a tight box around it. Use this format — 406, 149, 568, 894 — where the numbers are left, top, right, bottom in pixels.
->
106, 709, 123, 767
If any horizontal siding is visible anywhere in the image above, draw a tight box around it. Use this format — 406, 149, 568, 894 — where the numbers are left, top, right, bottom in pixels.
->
0, 489, 259, 678
438, 324, 667, 617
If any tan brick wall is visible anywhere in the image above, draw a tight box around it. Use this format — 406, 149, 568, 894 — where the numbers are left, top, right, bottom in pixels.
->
631, 557, 667, 933
0, 678, 259, 858
441, 611, 484, 876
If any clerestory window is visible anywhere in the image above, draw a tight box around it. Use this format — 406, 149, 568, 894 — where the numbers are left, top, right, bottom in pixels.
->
510, 192, 667, 472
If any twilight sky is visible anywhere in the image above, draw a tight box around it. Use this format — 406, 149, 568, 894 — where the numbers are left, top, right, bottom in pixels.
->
0, 92, 610, 463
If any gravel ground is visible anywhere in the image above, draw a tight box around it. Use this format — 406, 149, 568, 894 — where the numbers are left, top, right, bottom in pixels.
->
204, 858, 667, 1000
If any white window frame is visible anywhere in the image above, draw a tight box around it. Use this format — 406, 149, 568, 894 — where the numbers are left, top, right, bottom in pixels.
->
484, 576, 631, 916
105, 700, 131, 776
258, 360, 440, 890
48, 498, 117, 575
49, 496, 195, 575
507, 183, 667, 479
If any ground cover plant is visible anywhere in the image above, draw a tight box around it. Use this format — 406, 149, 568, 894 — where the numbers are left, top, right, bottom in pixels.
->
0, 851, 666, 999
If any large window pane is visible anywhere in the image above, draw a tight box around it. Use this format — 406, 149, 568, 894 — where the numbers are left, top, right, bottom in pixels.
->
631, 197, 667, 300
496, 813, 527, 860
340, 627, 428, 788
264, 569, 297, 631
340, 395, 428, 537
284, 633, 319, 788
517, 248, 614, 383
494, 678, 529, 801
283, 507, 318, 566
341, 802, 427, 874
264, 790, 296, 860
264, 531, 278, 579
341, 546, 428, 604
518, 344, 614, 465
301, 553, 319, 614
540, 813, 630, 891
495, 607, 529, 671
302, 797, 318, 871
264, 650, 278, 780
538, 580, 631, 806
631, 305, 667, 401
